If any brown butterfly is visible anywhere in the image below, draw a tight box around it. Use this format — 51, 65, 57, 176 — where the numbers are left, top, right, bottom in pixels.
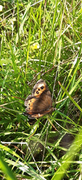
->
24, 79, 54, 119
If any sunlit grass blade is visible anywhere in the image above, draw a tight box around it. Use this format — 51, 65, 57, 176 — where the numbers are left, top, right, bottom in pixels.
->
51, 127, 82, 180
58, 81, 82, 112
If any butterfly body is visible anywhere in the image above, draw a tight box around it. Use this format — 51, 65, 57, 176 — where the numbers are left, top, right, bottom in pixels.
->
24, 79, 54, 119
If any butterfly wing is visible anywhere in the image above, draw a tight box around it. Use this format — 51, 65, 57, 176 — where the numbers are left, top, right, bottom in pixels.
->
24, 79, 54, 119
32, 79, 48, 97
24, 95, 37, 114
33, 90, 52, 112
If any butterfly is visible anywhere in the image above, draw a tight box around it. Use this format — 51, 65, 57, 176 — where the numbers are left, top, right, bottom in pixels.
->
24, 79, 54, 119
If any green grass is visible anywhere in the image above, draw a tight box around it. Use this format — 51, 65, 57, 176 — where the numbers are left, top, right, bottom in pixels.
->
0, 0, 82, 179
